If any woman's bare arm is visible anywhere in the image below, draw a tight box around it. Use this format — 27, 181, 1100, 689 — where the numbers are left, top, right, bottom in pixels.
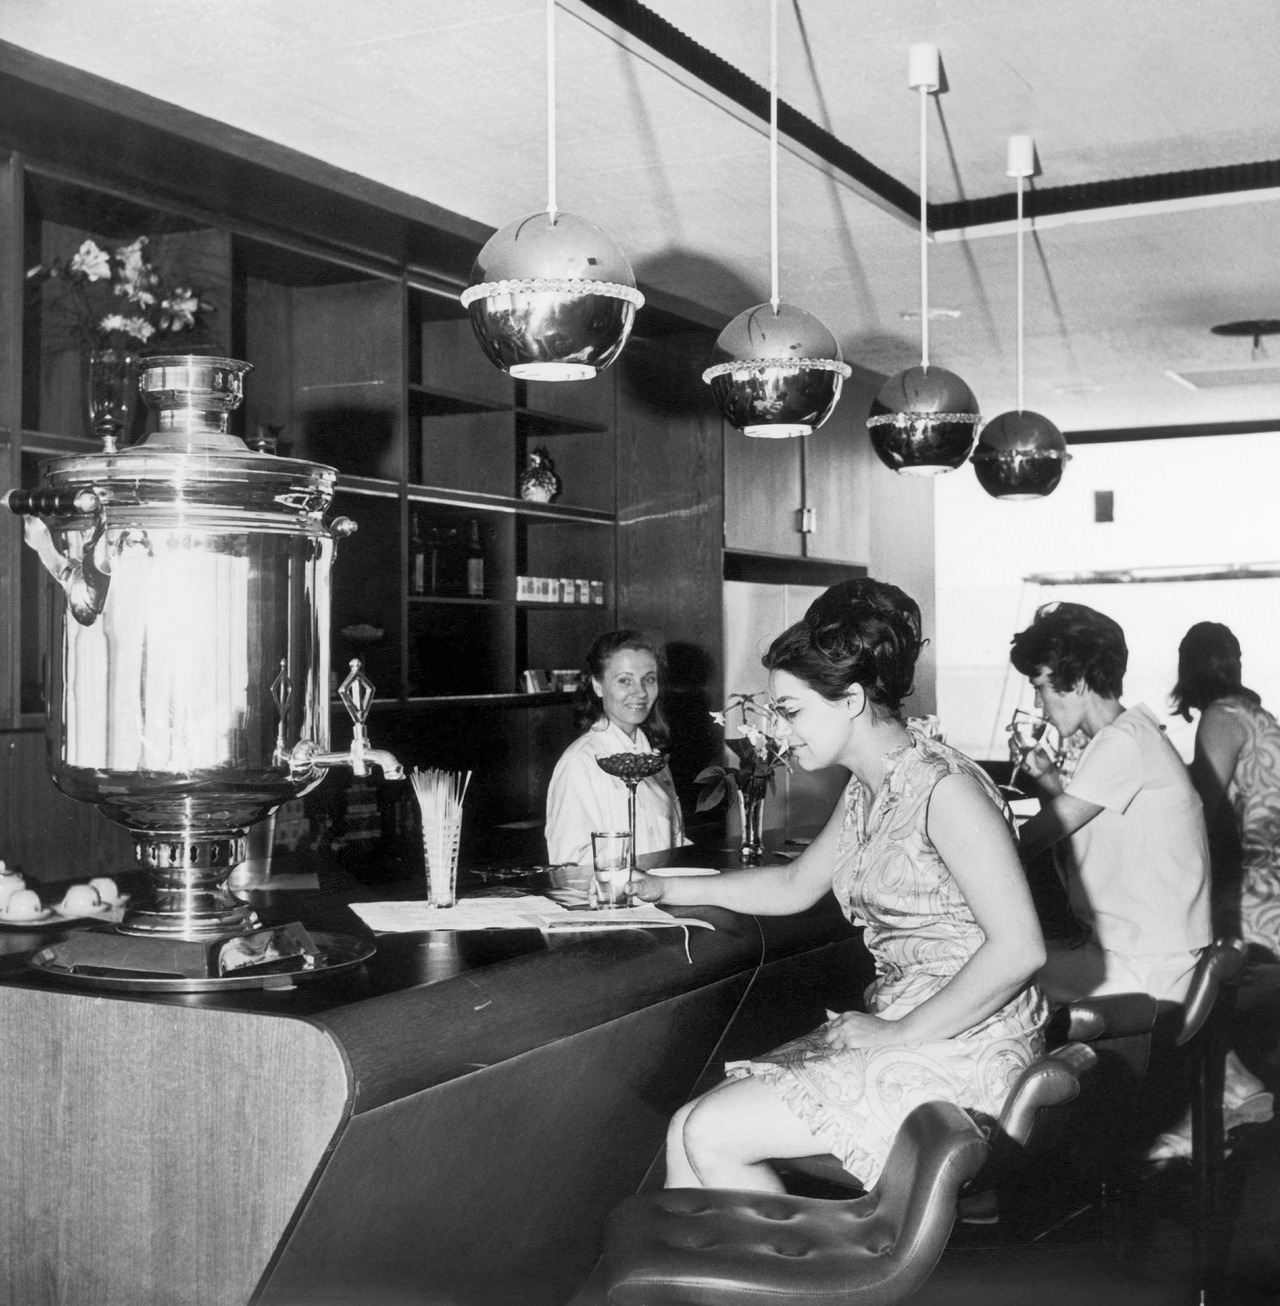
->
630, 788, 847, 915
823, 773, 1046, 1049
1189, 703, 1245, 823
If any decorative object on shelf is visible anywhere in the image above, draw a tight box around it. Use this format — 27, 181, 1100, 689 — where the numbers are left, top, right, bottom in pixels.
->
596, 751, 670, 876
867, 45, 981, 475
83, 347, 140, 454
27, 234, 214, 449
519, 445, 563, 502
703, 0, 850, 438
973, 136, 1070, 500
695, 693, 793, 864
466, 519, 486, 597
459, 0, 643, 381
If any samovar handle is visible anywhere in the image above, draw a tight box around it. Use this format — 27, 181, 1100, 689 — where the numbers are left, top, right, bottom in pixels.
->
3, 487, 111, 626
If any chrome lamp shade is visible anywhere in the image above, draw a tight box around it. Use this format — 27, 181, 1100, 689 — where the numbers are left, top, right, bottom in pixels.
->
867, 365, 982, 474
461, 211, 644, 381
703, 303, 851, 438
972, 409, 1071, 499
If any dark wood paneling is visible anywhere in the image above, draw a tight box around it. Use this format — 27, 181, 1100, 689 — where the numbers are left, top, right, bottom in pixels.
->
723, 433, 805, 556
802, 382, 869, 563
0, 987, 349, 1306
615, 332, 725, 813
258, 978, 753, 1306
0, 729, 135, 882
0, 155, 20, 726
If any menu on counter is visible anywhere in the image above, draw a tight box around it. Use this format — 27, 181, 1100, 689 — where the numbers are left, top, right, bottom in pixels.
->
349, 897, 713, 935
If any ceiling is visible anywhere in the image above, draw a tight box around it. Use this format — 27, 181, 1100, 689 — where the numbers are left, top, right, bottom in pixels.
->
5, 0, 1280, 434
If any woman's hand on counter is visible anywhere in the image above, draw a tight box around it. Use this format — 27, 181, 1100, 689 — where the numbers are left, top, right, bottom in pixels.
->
626, 872, 665, 904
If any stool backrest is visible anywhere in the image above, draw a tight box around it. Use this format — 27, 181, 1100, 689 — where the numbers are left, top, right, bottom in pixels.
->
1177, 937, 1247, 1047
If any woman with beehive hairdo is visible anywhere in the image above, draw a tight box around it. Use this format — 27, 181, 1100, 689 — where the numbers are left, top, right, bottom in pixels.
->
628, 577, 1048, 1195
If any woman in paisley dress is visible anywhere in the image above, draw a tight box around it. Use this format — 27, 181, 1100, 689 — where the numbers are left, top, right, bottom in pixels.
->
630, 579, 1048, 1192
1172, 621, 1280, 960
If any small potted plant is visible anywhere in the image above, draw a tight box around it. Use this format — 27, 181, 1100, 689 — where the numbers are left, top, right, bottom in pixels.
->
695, 692, 792, 862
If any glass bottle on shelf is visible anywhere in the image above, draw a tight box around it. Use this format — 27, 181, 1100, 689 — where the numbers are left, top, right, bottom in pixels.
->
466, 518, 485, 598
409, 511, 427, 596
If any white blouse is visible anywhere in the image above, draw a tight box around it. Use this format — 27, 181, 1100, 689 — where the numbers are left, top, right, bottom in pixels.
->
544, 719, 688, 866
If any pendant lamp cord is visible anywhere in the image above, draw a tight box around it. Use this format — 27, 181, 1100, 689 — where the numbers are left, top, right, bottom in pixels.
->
546, 0, 558, 224
919, 78, 929, 370
1016, 171, 1025, 412
769, 0, 779, 315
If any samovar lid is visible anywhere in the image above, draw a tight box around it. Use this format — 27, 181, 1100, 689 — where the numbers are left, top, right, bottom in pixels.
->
38, 355, 337, 520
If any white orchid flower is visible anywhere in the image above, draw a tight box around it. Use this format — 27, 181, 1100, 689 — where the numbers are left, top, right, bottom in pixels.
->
70, 240, 110, 281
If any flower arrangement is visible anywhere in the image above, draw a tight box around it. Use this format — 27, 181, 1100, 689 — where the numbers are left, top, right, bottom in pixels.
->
695, 691, 792, 813
27, 236, 213, 352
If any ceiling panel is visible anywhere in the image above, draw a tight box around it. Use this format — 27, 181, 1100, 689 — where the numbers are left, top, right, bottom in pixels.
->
3, 0, 1280, 431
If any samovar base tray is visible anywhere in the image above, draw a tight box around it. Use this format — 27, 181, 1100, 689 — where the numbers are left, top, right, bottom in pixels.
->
28, 924, 376, 993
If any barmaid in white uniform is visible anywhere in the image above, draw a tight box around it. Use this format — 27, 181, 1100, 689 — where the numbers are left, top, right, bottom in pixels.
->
545, 629, 688, 866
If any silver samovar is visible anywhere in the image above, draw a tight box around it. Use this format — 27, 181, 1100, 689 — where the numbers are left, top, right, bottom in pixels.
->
3, 355, 403, 989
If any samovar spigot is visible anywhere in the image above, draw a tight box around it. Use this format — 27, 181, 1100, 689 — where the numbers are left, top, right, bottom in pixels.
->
293, 659, 404, 781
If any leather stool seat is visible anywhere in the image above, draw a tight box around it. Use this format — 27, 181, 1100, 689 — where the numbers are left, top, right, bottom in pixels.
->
773, 1041, 1098, 1200
600, 1100, 988, 1306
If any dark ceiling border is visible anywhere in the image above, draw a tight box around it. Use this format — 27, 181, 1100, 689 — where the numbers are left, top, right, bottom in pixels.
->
573, 0, 918, 220
581, 1, 1280, 232
1065, 418, 1280, 444
933, 159, 1280, 229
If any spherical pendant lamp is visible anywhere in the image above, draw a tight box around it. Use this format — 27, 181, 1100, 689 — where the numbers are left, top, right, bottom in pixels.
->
868, 365, 981, 474
461, 211, 643, 381
459, 0, 642, 381
972, 410, 1069, 498
704, 0, 850, 438
869, 45, 981, 475
974, 136, 1070, 500
704, 302, 851, 438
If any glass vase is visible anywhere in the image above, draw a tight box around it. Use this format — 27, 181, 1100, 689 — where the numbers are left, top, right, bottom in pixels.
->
84, 347, 139, 451
736, 782, 767, 864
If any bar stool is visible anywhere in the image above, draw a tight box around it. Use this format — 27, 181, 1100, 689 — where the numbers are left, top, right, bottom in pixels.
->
770, 1042, 1098, 1234
1171, 937, 1248, 1303
600, 1100, 988, 1306
1058, 940, 1247, 1302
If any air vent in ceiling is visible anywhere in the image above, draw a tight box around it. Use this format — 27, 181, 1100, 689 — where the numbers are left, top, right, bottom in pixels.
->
1166, 364, 1280, 390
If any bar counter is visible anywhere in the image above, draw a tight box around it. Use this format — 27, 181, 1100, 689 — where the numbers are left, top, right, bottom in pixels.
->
0, 845, 870, 1306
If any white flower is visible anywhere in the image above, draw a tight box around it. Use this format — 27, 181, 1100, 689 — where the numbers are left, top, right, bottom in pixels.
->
709, 711, 726, 726
99, 314, 155, 342
70, 240, 110, 281
160, 288, 201, 332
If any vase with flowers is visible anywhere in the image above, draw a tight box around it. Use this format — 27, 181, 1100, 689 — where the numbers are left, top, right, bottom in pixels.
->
695, 692, 792, 862
28, 236, 214, 450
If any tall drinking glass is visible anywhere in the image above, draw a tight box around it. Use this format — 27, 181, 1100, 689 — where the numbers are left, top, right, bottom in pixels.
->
591, 831, 632, 909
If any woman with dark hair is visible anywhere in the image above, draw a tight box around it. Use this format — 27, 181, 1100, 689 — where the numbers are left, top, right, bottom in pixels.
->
1009, 601, 1211, 1006
629, 578, 1047, 1194
1173, 621, 1280, 957
544, 629, 686, 866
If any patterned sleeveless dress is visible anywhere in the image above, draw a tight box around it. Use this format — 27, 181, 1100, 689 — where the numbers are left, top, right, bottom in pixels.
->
725, 726, 1049, 1187
1214, 696, 1280, 957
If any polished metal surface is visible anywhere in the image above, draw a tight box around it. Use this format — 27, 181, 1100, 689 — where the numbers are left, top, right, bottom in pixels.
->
868, 365, 982, 474
28, 930, 378, 993
6, 355, 400, 966
138, 354, 253, 445
461, 210, 643, 379
703, 303, 851, 437
972, 409, 1071, 499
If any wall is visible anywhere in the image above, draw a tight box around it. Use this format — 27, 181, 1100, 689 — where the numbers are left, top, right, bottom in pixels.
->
935, 431, 1280, 760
